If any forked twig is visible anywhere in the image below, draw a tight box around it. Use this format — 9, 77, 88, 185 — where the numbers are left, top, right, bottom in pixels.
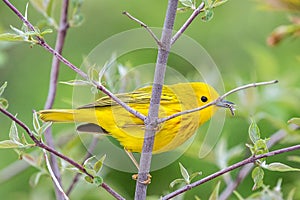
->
122, 11, 162, 47
158, 80, 278, 124
2, 0, 146, 122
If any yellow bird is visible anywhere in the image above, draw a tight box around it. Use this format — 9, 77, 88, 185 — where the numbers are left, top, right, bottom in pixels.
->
39, 82, 232, 154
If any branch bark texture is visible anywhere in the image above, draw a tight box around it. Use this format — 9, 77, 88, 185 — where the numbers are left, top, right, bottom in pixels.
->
43, 1, 70, 199
134, 0, 178, 199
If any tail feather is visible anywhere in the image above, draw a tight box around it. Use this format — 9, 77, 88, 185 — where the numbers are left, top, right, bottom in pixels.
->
38, 109, 76, 122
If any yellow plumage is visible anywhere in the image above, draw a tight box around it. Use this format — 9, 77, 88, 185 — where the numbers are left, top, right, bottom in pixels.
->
39, 82, 221, 153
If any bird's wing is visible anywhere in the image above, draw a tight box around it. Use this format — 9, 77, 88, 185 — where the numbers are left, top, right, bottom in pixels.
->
78, 85, 179, 109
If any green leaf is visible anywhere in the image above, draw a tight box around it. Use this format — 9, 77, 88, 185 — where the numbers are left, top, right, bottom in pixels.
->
22, 153, 39, 167
287, 188, 296, 200
0, 140, 23, 148
84, 175, 94, 183
70, 14, 84, 27
0, 81, 7, 96
60, 80, 91, 86
194, 195, 201, 200
179, 0, 195, 9
179, 162, 190, 184
94, 176, 103, 186
46, 0, 54, 17
189, 171, 202, 182
169, 178, 185, 188
288, 118, 300, 126
29, 171, 44, 187
83, 156, 95, 170
208, 181, 220, 200
251, 166, 264, 190
0, 33, 25, 42
39, 122, 52, 135
40, 28, 53, 36
249, 120, 260, 144
94, 154, 106, 173
177, 7, 192, 13
10, 25, 24, 35
254, 139, 269, 156
32, 112, 41, 133
9, 121, 20, 143
262, 162, 300, 172
212, 0, 229, 8
288, 156, 300, 163
233, 191, 245, 200
202, 9, 214, 22
0, 98, 9, 109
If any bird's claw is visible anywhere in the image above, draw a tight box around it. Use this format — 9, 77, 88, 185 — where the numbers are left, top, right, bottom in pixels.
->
132, 173, 152, 185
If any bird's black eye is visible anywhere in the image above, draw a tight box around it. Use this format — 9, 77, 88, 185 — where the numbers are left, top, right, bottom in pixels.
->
201, 96, 208, 102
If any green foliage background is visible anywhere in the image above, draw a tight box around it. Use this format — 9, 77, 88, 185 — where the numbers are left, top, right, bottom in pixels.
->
0, 0, 300, 199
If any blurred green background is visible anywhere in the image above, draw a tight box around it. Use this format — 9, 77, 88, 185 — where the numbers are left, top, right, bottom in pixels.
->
0, 0, 300, 199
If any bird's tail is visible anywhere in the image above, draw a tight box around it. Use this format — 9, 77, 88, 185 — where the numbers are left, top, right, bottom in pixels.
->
38, 109, 99, 123
38, 109, 77, 122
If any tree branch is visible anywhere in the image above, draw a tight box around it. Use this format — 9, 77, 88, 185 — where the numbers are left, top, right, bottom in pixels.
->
162, 143, 300, 200
171, 2, 205, 45
0, 107, 125, 200
158, 80, 278, 124
219, 124, 299, 200
134, 0, 178, 199
66, 137, 98, 195
43, 1, 70, 199
2, 0, 146, 122
122, 11, 162, 47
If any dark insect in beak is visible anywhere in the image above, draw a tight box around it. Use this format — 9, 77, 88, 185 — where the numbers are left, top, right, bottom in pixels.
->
216, 99, 235, 116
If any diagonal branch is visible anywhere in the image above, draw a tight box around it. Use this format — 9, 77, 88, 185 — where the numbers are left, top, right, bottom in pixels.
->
171, 2, 205, 45
0, 107, 125, 200
2, 0, 146, 122
162, 143, 300, 200
219, 124, 299, 200
66, 137, 99, 195
123, 11, 162, 47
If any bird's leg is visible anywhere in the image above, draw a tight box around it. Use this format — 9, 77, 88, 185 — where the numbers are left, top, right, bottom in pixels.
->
124, 148, 140, 170
124, 148, 152, 184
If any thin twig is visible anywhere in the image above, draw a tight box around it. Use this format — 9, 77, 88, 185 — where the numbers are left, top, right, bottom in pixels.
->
0, 107, 125, 200
219, 80, 278, 100
158, 80, 278, 124
2, 0, 146, 122
44, 0, 69, 109
162, 143, 300, 200
101, 183, 126, 200
122, 11, 162, 47
43, 1, 70, 199
134, 0, 179, 199
43, 149, 70, 200
171, 2, 205, 45
219, 124, 298, 200
66, 137, 99, 195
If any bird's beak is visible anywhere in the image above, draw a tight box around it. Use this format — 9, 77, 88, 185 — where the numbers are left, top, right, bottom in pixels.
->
215, 99, 235, 115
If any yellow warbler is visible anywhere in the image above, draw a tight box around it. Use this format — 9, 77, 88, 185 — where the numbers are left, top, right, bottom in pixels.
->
39, 82, 231, 153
